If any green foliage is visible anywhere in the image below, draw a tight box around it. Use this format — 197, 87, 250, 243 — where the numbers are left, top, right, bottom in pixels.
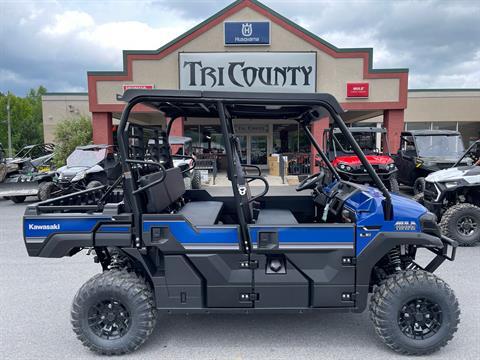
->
53, 116, 93, 167
0, 86, 47, 156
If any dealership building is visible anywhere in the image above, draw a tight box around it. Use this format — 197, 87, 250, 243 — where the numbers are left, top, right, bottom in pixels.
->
42, 0, 480, 171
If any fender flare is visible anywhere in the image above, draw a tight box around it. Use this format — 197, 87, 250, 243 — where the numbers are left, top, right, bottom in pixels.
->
356, 231, 443, 286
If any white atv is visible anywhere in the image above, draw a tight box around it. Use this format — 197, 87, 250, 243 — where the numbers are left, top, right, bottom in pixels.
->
422, 140, 480, 246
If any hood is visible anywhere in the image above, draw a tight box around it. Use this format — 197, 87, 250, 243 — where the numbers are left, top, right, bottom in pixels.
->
333, 155, 393, 166
57, 165, 89, 176
426, 166, 480, 183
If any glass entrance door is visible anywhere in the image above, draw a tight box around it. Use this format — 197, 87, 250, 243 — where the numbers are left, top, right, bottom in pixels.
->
237, 134, 268, 167
250, 135, 268, 166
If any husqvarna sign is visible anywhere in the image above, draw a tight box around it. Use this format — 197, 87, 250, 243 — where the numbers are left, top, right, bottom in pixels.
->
224, 21, 270, 45
179, 52, 316, 93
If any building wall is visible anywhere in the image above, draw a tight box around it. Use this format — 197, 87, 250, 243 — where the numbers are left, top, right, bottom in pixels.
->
41, 93, 91, 143
94, 7, 401, 107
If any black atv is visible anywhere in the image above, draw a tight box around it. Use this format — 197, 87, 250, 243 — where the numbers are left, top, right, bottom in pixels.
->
421, 140, 480, 246
39, 145, 122, 200
394, 130, 469, 194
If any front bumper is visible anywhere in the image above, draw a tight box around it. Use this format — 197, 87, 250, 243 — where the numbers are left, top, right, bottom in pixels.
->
337, 168, 397, 183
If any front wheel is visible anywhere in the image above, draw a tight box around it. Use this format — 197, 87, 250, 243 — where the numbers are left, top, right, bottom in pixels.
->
387, 177, 400, 193
413, 177, 425, 195
440, 203, 480, 246
71, 270, 157, 355
370, 270, 460, 355
38, 181, 56, 201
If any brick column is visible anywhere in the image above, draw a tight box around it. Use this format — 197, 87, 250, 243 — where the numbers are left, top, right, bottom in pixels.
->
92, 112, 113, 145
383, 109, 405, 153
168, 117, 184, 154
311, 116, 329, 174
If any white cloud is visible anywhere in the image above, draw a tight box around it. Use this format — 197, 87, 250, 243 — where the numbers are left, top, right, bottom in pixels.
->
42, 10, 95, 36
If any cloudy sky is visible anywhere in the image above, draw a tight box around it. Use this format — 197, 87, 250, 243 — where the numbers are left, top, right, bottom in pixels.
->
1, 0, 479, 95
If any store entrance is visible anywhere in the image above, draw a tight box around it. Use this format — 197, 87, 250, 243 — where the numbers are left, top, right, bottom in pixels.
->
237, 134, 268, 168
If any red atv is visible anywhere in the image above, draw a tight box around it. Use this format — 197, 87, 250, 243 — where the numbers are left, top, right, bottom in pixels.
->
323, 127, 399, 192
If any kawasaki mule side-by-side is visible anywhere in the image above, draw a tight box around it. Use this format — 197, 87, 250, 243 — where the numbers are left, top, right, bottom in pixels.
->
23, 91, 459, 356
394, 130, 468, 194
323, 127, 399, 192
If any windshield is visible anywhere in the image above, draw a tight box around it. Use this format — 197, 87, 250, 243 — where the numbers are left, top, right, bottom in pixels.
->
415, 135, 464, 158
66, 149, 107, 167
333, 132, 384, 155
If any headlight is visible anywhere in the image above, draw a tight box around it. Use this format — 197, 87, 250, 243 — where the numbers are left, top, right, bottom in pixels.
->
345, 165, 352, 171
444, 181, 459, 188
71, 170, 86, 182
338, 163, 346, 170
387, 163, 396, 170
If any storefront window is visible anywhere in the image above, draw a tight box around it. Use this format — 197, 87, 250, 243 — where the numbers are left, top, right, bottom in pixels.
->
273, 123, 309, 154
184, 124, 225, 154
432, 122, 457, 131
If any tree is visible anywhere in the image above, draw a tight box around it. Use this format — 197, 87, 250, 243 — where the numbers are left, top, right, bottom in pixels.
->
53, 116, 93, 167
0, 86, 46, 155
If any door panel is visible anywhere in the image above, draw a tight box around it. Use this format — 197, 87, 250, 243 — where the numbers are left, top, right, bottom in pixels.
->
249, 224, 356, 308
187, 253, 253, 308
250, 254, 309, 308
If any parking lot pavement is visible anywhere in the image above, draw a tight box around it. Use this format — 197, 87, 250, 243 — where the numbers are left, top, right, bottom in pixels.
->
1, 197, 479, 360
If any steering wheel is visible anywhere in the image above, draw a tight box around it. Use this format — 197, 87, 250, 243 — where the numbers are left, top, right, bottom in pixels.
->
296, 169, 325, 192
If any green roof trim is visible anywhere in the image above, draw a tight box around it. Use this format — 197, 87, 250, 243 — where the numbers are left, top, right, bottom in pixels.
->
87, 0, 408, 77
409, 88, 480, 92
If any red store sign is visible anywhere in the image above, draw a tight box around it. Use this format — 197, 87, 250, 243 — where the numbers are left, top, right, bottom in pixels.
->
123, 84, 154, 91
346, 83, 369, 98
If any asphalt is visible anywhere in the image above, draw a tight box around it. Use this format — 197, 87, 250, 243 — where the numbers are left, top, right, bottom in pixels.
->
1, 190, 479, 360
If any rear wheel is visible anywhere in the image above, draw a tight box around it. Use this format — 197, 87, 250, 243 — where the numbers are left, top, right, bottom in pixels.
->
413, 177, 425, 195
370, 270, 459, 355
38, 181, 55, 201
71, 270, 157, 355
10, 196, 26, 203
440, 203, 480, 246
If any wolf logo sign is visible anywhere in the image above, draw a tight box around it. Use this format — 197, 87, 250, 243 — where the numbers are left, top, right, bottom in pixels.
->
241, 23, 253, 37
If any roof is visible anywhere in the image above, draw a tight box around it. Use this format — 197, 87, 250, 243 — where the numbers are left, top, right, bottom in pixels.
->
404, 130, 461, 136
334, 127, 386, 134
119, 89, 344, 120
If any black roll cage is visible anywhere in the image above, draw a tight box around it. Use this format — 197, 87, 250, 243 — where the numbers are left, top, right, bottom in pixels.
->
117, 91, 393, 241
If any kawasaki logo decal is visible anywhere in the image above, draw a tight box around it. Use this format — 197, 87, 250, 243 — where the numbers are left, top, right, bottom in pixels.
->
28, 223, 60, 230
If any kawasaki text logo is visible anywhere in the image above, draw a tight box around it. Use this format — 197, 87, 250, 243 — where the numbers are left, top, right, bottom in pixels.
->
28, 223, 60, 230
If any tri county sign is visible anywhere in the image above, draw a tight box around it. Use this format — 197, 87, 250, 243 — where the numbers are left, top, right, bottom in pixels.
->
179, 52, 317, 93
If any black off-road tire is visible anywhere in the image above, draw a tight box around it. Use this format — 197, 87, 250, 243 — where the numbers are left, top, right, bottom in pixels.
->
71, 270, 157, 355
388, 177, 400, 193
413, 177, 425, 195
370, 270, 460, 355
38, 181, 55, 201
191, 170, 201, 189
440, 203, 480, 246
10, 195, 26, 203
412, 192, 425, 205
